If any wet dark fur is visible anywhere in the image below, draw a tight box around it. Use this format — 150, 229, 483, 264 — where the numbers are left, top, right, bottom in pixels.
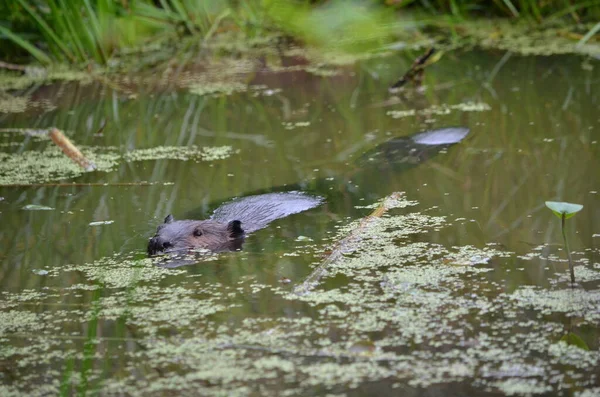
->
148, 216, 244, 255
147, 192, 323, 256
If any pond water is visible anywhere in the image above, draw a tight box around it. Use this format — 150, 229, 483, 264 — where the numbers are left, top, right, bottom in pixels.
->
1, 49, 599, 396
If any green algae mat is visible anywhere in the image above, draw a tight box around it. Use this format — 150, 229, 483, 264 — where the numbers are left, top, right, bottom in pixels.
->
0, 47, 599, 396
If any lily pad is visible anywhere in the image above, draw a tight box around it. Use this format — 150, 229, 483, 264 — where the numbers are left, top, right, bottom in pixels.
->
545, 201, 583, 219
560, 332, 589, 351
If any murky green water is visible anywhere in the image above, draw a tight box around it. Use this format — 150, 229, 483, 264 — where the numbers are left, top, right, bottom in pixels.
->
1, 50, 599, 396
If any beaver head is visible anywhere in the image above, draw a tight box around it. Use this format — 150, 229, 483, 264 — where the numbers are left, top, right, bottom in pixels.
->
148, 214, 245, 256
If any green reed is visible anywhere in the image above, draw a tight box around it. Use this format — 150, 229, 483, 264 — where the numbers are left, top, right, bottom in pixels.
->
2, 0, 599, 66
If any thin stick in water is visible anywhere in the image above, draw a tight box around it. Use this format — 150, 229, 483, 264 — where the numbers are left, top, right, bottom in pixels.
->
293, 192, 403, 295
48, 128, 97, 171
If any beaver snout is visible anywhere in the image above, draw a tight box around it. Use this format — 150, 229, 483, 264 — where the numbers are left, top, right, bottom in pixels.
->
148, 236, 171, 256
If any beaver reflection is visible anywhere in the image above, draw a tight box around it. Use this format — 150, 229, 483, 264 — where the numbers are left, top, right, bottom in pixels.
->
148, 192, 323, 256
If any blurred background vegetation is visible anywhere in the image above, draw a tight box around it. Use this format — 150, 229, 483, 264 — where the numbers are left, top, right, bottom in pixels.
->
1, 0, 599, 66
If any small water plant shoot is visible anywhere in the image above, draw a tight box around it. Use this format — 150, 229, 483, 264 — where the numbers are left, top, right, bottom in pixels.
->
545, 201, 583, 284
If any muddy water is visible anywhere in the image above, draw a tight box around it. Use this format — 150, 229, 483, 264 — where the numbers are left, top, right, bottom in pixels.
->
0, 51, 599, 396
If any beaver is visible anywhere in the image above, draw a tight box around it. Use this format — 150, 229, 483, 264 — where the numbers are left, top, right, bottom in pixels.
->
148, 127, 469, 258
148, 191, 323, 256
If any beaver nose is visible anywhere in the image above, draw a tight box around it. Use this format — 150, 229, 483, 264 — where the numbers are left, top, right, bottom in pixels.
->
148, 237, 172, 256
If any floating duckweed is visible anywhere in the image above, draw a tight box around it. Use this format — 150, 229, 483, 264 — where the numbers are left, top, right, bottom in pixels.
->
1, 190, 599, 395
189, 81, 247, 96
253, 356, 295, 372
0, 147, 119, 185
123, 146, 234, 162
0, 143, 237, 184
0, 68, 90, 91
387, 102, 491, 119
300, 362, 395, 388
22, 204, 54, 211
0, 96, 28, 113
493, 379, 554, 396
199, 146, 237, 161
548, 341, 599, 367
578, 388, 600, 397
565, 266, 600, 282
455, 20, 600, 57
0, 311, 43, 336
509, 287, 600, 323
58, 256, 186, 289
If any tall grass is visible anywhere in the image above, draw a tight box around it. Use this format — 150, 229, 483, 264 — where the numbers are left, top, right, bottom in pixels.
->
0, 0, 231, 65
1, 0, 600, 66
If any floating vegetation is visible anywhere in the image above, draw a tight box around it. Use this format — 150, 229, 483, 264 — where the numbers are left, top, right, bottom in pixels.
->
387, 102, 491, 119
509, 287, 600, 323
44, 256, 187, 289
0, 145, 236, 185
189, 81, 248, 97
123, 146, 235, 162
22, 204, 54, 211
0, 95, 57, 114
0, 189, 599, 395
0, 69, 91, 92
0, 96, 28, 113
455, 21, 600, 57
0, 147, 119, 185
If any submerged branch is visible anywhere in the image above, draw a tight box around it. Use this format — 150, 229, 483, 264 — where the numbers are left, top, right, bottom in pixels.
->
293, 192, 403, 295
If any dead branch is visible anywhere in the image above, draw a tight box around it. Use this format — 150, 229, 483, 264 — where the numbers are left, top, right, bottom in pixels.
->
293, 192, 403, 295
48, 127, 97, 171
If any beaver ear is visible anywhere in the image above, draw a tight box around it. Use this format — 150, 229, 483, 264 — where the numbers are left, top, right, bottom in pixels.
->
164, 214, 174, 224
227, 220, 244, 238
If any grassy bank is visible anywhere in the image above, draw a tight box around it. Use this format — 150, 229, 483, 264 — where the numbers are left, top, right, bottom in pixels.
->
1, 0, 599, 67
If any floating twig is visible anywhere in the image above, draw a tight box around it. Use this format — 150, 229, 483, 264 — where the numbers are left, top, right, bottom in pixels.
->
390, 48, 437, 91
293, 192, 403, 295
48, 127, 97, 171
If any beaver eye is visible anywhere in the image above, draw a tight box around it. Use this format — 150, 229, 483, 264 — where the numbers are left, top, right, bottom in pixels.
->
193, 228, 203, 237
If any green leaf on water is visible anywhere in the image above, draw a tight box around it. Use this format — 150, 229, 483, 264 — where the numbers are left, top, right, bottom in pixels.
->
545, 201, 583, 219
560, 332, 589, 351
